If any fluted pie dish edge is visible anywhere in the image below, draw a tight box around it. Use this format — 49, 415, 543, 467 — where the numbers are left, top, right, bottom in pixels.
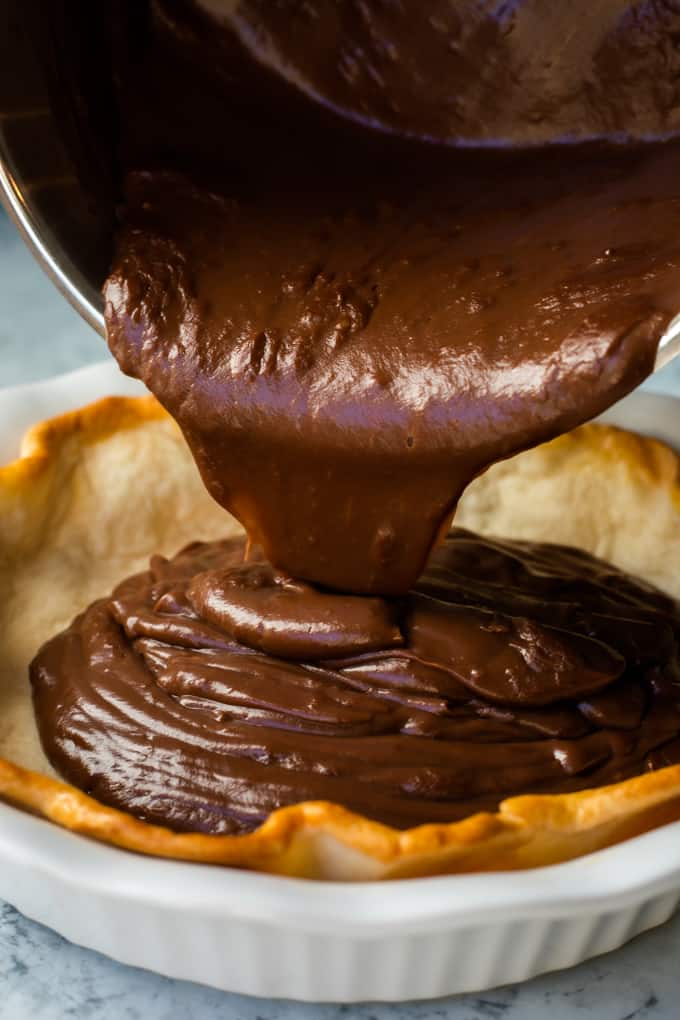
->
1, 379, 680, 880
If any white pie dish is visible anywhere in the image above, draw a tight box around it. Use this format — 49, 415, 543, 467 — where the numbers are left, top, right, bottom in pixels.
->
1, 360, 680, 1002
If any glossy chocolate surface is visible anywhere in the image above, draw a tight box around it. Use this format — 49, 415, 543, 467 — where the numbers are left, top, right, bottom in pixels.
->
105, 144, 680, 593
102, 2, 680, 594
30, 532, 680, 834
31, 2, 680, 833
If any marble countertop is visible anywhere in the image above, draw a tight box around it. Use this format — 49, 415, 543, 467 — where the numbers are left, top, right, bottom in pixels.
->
2, 209, 680, 1018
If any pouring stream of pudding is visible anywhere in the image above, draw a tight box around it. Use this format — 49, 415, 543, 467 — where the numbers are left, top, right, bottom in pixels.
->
104, 143, 680, 593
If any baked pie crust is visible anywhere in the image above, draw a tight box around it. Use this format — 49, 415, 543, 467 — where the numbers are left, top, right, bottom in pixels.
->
1, 394, 680, 880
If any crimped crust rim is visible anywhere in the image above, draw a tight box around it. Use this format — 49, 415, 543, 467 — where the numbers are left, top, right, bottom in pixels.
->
1, 395, 680, 880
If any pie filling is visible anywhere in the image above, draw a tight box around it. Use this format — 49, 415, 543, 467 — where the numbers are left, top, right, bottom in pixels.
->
25, 4, 680, 836
30, 531, 680, 834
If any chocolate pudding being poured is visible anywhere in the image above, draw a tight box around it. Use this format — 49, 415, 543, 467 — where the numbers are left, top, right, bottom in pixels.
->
28, 0, 680, 838
101, 1, 680, 594
198, 0, 680, 147
104, 137, 680, 595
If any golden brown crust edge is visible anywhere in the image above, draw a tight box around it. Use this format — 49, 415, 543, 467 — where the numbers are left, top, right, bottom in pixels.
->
2, 756, 680, 880
1, 394, 680, 880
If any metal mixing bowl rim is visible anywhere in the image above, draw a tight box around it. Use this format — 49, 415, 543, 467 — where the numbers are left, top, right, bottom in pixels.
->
0, 155, 106, 337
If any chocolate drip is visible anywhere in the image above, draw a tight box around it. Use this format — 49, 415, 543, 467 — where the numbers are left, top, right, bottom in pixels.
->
104, 144, 680, 593
101, 3, 680, 594
30, 532, 680, 834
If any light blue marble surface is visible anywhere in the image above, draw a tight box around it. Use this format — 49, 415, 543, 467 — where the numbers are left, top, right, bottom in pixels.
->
1, 207, 680, 1018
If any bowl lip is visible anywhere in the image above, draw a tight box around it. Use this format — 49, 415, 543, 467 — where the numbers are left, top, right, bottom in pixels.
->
2, 151, 679, 373
0, 156, 106, 338
1, 362, 680, 934
1, 143, 679, 374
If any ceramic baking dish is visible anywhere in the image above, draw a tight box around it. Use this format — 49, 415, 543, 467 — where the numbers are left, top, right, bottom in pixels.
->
1, 360, 679, 1002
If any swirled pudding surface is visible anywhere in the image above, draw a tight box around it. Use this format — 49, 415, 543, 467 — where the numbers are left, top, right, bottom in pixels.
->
30, 531, 680, 834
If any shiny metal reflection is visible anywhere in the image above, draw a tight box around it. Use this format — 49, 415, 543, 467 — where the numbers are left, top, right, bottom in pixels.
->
0, 3, 112, 340
0, 155, 106, 338
656, 315, 680, 371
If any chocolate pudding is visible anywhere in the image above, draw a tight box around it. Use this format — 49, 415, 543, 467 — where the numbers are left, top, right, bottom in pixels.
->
29, 1, 680, 834
31, 532, 680, 833
198, 0, 680, 147
105, 145, 680, 594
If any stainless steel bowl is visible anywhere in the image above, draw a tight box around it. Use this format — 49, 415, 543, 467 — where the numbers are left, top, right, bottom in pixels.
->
658, 316, 680, 369
0, 3, 115, 337
1, 3, 679, 367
